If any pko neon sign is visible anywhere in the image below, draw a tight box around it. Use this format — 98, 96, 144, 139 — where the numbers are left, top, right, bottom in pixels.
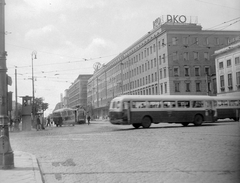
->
167, 15, 186, 23
153, 15, 198, 29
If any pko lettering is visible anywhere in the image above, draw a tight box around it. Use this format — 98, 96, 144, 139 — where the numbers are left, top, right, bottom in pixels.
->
167, 15, 187, 23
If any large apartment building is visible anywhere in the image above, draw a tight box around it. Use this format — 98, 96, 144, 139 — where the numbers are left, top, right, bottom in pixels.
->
88, 16, 240, 118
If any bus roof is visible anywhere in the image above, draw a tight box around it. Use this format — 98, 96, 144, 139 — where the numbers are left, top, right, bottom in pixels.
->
111, 95, 214, 102
212, 95, 240, 100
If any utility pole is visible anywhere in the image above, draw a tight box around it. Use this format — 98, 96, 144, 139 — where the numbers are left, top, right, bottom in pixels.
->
15, 67, 17, 119
0, 0, 14, 169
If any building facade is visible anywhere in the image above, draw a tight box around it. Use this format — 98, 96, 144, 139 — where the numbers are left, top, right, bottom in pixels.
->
88, 17, 240, 118
67, 74, 92, 109
214, 37, 240, 96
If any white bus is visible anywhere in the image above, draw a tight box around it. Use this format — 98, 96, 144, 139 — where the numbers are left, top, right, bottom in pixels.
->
212, 95, 240, 121
109, 95, 216, 128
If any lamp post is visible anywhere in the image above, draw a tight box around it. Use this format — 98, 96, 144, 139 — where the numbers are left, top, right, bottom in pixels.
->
31, 51, 37, 123
0, 0, 14, 169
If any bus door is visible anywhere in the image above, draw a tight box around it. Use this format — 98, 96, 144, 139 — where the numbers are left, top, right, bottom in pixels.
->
122, 101, 130, 124
204, 100, 214, 122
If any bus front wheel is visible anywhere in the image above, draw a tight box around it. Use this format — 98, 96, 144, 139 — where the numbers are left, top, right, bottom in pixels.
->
141, 117, 151, 128
132, 123, 141, 129
193, 115, 203, 126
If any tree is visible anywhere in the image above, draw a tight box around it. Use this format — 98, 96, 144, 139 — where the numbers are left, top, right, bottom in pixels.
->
34, 97, 49, 114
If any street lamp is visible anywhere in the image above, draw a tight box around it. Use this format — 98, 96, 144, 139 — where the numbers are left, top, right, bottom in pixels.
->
31, 51, 37, 120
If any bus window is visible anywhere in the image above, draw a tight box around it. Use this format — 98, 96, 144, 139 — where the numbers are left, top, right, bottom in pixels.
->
163, 101, 175, 108
177, 101, 190, 108
132, 102, 137, 108
205, 101, 212, 108
149, 101, 161, 108
192, 101, 204, 108
135, 101, 147, 108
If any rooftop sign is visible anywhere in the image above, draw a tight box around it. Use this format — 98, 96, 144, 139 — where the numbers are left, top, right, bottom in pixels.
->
153, 15, 198, 29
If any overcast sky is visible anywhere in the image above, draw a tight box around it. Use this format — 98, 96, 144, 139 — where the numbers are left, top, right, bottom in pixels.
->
5, 0, 240, 115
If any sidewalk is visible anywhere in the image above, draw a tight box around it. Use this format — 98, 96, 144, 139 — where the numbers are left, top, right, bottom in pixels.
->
0, 151, 43, 183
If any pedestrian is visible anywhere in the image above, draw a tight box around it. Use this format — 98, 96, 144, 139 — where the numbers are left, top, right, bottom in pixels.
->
36, 115, 41, 131
9, 119, 13, 132
87, 115, 91, 125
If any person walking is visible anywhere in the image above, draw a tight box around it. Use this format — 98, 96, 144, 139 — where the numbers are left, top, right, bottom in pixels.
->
36, 115, 41, 131
87, 115, 91, 125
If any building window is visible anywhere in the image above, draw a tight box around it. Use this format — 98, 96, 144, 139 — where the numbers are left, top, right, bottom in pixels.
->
150, 46, 152, 54
151, 60, 153, 68
193, 52, 199, 60
220, 75, 225, 91
228, 73, 233, 90
185, 67, 190, 77
173, 67, 179, 77
194, 37, 199, 45
204, 52, 209, 60
195, 67, 200, 76
158, 41, 161, 50
205, 37, 209, 45
163, 67, 167, 78
162, 39, 165, 47
160, 84, 163, 94
173, 52, 178, 61
196, 82, 201, 92
172, 37, 177, 45
183, 52, 189, 61
154, 58, 157, 67
174, 82, 180, 92
237, 71, 240, 89
215, 37, 219, 45
235, 56, 240, 65
227, 59, 231, 67
205, 67, 210, 76
183, 37, 189, 46
159, 56, 162, 65
155, 72, 157, 81
160, 69, 162, 79
219, 62, 224, 69
185, 82, 190, 92
153, 44, 156, 52
164, 82, 167, 93
163, 54, 166, 63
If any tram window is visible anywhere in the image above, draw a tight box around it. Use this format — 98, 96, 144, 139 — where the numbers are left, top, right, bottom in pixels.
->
229, 100, 239, 106
218, 100, 228, 106
123, 102, 128, 109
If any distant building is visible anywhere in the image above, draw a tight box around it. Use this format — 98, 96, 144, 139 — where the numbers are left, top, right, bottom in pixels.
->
214, 36, 240, 96
88, 15, 240, 118
67, 74, 93, 109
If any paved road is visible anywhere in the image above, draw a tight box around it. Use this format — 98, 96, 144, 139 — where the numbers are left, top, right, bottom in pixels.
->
9, 121, 240, 183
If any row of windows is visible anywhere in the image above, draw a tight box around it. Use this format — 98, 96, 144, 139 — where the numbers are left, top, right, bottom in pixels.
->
219, 56, 240, 69
220, 71, 240, 91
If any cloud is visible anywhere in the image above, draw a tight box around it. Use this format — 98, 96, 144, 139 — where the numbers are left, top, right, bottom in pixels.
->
24, 25, 67, 49
23, 0, 106, 12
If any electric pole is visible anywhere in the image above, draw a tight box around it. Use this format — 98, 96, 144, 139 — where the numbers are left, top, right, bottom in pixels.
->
0, 0, 14, 169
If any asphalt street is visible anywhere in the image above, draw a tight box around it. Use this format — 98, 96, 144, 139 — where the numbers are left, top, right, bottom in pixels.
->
8, 120, 240, 183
